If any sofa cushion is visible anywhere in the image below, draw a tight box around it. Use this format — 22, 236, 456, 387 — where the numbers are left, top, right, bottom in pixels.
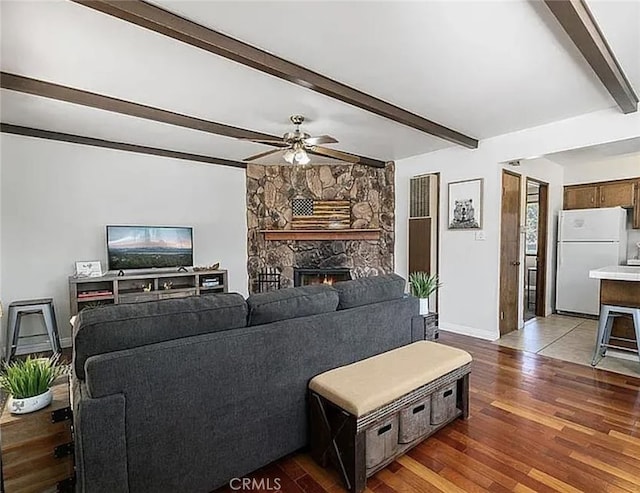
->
247, 285, 339, 326
333, 274, 407, 310
73, 293, 247, 380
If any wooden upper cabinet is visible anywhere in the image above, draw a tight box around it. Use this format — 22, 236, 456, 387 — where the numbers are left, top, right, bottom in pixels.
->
564, 178, 640, 228
598, 181, 636, 208
564, 185, 598, 209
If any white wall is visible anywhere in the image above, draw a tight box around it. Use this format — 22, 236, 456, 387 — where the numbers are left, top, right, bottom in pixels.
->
563, 153, 640, 184
0, 134, 248, 353
396, 108, 640, 341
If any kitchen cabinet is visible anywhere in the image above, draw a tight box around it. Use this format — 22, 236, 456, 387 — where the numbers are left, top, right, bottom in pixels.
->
564, 184, 598, 209
598, 181, 636, 208
564, 178, 640, 228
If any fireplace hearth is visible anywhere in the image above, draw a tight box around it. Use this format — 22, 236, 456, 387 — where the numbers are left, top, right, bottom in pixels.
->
294, 268, 352, 287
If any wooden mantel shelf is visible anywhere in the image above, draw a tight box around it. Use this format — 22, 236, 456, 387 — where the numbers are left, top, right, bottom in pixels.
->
261, 229, 381, 241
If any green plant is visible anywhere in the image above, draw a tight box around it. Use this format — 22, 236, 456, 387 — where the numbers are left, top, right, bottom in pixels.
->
409, 272, 442, 298
0, 355, 63, 399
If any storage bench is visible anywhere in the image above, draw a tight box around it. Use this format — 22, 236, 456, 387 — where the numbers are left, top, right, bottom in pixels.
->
308, 341, 472, 493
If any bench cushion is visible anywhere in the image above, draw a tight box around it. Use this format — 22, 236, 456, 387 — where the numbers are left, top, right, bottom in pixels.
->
309, 341, 472, 416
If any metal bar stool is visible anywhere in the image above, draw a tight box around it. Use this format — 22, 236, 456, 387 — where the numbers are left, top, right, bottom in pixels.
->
5, 298, 61, 361
591, 304, 640, 366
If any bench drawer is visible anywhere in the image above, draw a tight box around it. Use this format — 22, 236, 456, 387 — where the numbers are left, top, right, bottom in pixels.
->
431, 383, 457, 426
399, 398, 431, 443
365, 414, 398, 469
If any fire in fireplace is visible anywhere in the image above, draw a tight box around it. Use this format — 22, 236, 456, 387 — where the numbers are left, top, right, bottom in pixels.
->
294, 268, 352, 287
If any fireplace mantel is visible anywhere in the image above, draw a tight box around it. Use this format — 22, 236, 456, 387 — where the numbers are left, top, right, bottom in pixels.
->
260, 229, 381, 241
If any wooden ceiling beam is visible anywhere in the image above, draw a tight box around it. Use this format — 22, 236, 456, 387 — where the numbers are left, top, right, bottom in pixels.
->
0, 72, 386, 168
71, 0, 478, 149
544, 0, 638, 114
1, 123, 248, 168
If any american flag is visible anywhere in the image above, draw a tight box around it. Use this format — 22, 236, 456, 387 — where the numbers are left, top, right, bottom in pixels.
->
292, 199, 351, 229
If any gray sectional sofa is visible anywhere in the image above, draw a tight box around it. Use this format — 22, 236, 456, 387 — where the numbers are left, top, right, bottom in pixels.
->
71, 274, 422, 492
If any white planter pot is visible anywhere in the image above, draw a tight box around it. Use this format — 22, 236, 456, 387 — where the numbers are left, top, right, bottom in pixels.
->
419, 298, 429, 315
8, 388, 53, 415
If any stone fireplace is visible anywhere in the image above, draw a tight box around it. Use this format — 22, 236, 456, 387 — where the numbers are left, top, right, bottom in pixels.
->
246, 162, 395, 293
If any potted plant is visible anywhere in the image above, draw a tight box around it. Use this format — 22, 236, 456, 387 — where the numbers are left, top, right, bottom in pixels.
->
409, 272, 441, 315
0, 355, 63, 415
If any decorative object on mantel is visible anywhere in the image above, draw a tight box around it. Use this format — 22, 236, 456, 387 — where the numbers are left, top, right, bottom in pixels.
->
448, 178, 483, 230
241, 115, 360, 165
409, 272, 441, 315
193, 263, 220, 271
0, 354, 63, 414
292, 198, 351, 229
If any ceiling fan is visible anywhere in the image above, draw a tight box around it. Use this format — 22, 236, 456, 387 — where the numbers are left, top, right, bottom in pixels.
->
242, 115, 359, 165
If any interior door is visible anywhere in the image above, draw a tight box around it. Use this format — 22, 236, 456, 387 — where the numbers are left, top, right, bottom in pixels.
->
535, 183, 548, 317
500, 170, 522, 335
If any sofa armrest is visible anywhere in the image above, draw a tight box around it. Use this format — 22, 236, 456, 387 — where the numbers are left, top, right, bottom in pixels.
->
73, 381, 128, 493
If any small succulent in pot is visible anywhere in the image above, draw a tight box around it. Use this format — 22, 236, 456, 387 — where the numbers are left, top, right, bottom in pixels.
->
0, 354, 64, 414
409, 272, 442, 315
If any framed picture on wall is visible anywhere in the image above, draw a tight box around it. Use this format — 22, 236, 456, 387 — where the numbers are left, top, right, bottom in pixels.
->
75, 261, 103, 278
448, 178, 483, 230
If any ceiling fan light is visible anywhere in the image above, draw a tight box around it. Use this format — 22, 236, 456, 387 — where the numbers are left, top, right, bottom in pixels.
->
295, 149, 310, 165
283, 149, 295, 164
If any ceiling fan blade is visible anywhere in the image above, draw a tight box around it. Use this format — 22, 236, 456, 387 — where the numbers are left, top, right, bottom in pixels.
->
309, 146, 360, 164
244, 148, 284, 162
304, 135, 338, 146
238, 138, 288, 145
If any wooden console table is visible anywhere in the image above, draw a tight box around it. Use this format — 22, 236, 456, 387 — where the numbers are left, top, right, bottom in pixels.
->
69, 269, 228, 315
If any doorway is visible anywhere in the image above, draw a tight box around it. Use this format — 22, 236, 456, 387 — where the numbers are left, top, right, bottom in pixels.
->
499, 170, 522, 335
524, 179, 549, 321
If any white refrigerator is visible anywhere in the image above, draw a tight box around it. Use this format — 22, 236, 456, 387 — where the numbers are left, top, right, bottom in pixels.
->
556, 207, 627, 315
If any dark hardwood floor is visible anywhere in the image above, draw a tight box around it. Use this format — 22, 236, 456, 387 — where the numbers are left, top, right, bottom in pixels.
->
216, 332, 640, 493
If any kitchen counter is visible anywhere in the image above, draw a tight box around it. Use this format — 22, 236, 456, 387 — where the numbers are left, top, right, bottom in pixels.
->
589, 265, 640, 282
589, 266, 640, 346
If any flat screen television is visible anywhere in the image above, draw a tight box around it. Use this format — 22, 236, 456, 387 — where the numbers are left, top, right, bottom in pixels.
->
106, 225, 193, 271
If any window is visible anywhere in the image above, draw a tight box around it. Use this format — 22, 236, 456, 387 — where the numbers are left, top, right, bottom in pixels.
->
526, 202, 539, 255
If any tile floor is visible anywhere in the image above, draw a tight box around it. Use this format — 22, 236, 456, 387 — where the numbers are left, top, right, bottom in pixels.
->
495, 314, 640, 377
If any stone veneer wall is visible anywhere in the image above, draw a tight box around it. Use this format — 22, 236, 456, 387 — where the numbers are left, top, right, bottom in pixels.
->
246, 162, 395, 293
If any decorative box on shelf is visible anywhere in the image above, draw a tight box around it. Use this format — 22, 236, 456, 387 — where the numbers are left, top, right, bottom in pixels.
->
1, 376, 74, 493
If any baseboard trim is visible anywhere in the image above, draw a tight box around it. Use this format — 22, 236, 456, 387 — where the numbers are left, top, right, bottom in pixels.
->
439, 323, 498, 342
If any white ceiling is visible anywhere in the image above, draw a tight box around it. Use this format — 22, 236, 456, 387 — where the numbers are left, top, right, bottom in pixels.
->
1, 0, 638, 165
544, 136, 640, 167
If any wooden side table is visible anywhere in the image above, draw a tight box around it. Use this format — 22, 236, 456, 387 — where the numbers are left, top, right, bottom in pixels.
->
1, 376, 74, 493
417, 312, 439, 341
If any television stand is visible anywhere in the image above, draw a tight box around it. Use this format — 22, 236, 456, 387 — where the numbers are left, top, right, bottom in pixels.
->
69, 269, 228, 316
